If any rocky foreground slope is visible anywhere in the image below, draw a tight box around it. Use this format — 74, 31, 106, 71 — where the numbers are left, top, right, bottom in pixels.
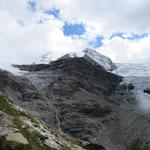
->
1, 49, 150, 150
0, 95, 87, 150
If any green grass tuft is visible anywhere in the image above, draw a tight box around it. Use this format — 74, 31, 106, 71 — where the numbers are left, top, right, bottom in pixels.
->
0, 95, 27, 117
0, 95, 38, 124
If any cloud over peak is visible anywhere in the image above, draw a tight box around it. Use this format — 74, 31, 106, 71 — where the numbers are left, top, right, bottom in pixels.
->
0, 0, 150, 66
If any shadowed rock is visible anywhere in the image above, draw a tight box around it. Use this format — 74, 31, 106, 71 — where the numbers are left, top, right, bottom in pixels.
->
144, 88, 150, 94
84, 143, 106, 150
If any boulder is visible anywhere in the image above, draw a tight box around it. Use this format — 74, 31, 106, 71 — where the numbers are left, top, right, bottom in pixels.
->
6, 132, 28, 145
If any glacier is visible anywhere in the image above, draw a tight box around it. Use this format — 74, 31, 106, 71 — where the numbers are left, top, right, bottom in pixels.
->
116, 63, 150, 113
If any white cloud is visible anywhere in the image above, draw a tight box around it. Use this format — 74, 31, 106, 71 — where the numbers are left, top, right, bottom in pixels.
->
0, 0, 88, 65
98, 35, 150, 63
0, 0, 150, 69
43, 0, 150, 34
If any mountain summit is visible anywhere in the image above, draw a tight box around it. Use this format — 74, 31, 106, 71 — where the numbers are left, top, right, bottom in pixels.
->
34, 48, 116, 72
83, 48, 117, 71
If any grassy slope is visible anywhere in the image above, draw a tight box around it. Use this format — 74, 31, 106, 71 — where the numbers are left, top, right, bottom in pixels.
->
0, 96, 52, 150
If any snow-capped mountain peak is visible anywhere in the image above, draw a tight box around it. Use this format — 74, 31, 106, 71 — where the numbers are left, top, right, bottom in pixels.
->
83, 48, 117, 71
32, 48, 116, 71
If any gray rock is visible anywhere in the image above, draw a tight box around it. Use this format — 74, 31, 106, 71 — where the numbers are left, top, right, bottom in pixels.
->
0, 69, 56, 127
13, 57, 121, 150
6, 132, 28, 145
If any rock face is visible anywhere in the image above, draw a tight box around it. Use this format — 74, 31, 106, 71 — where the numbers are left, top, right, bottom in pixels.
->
0, 69, 56, 127
1, 53, 150, 150
13, 57, 122, 150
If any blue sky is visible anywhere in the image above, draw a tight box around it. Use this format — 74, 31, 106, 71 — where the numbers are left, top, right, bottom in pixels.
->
0, 0, 150, 65
110, 32, 148, 40
43, 8, 60, 18
27, 0, 37, 12
89, 36, 104, 48
63, 23, 86, 36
